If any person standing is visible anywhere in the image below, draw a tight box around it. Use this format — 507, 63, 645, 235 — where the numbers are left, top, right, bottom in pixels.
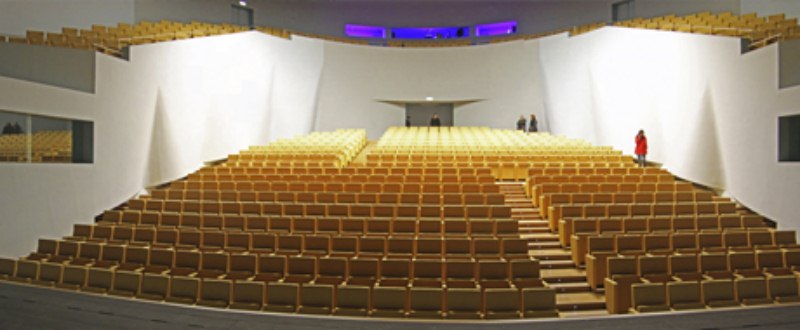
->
405, 115, 411, 127
430, 114, 441, 127
1, 122, 12, 135
528, 114, 538, 133
635, 130, 648, 167
516, 115, 526, 131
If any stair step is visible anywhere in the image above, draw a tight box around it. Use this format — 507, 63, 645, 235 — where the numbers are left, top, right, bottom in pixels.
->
556, 292, 606, 311
529, 249, 572, 260
540, 260, 576, 269
518, 228, 551, 235
541, 269, 586, 283
549, 282, 592, 293
525, 234, 559, 242
528, 241, 562, 249
518, 223, 548, 229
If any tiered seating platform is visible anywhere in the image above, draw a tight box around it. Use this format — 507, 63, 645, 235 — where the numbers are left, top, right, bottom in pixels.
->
1, 126, 798, 322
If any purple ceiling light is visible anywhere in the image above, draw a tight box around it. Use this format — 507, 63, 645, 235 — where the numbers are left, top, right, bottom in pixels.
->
345, 24, 386, 38
475, 21, 517, 37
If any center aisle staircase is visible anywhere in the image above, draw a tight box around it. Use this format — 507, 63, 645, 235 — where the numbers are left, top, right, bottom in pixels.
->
499, 182, 606, 316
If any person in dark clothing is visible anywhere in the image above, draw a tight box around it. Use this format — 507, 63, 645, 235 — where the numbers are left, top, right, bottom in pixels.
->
405, 115, 411, 127
430, 114, 441, 127
1, 122, 13, 135
516, 115, 526, 131
13, 122, 23, 134
529, 114, 538, 132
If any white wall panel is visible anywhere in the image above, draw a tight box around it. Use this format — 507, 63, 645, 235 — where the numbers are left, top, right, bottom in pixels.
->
0, 31, 323, 257
539, 26, 800, 233
315, 41, 546, 139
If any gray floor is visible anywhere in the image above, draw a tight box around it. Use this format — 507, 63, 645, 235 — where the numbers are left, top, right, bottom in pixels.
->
2, 281, 800, 330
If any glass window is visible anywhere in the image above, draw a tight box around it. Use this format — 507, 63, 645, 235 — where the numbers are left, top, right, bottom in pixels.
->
0, 109, 93, 164
0, 111, 29, 162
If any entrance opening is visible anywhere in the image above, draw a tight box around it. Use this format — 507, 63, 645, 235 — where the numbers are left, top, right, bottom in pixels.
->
405, 103, 454, 127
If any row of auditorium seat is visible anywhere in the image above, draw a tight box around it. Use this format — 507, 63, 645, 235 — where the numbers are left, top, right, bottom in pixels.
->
542, 190, 714, 218
626, 277, 800, 313
148, 190, 505, 206
531, 182, 695, 206
572, 227, 787, 266
96, 212, 521, 238
16, 244, 538, 286
602, 253, 800, 313
553, 201, 737, 241
185, 174, 496, 184
238, 130, 365, 161
122, 199, 513, 219
196, 165, 493, 176
356, 162, 634, 179
366, 152, 622, 162
527, 166, 665, 177
0, 130, 72, 163
56, 228, 531, 259
0, 260, 556, 319
364, 155, 630, 164
528, 173, 677, 197
168, 181, 501, 194
613, 12, 800, 50
548, 191, 718, 226
585, 233, 798, 290
2, 20, 268, 56
368, 148, 617, 154
569, 216, 769, 263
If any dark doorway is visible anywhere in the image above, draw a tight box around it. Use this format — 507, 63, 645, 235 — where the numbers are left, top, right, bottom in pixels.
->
231, 3, 255, 30
612, 0, 635, 22
406, 103, 454, 127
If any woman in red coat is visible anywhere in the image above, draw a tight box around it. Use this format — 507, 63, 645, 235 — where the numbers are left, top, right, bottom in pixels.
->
635, 130, 648, 167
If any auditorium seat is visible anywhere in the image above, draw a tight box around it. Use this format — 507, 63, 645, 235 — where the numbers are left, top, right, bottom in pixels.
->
766, 275, 800, 303
12, 259, 39, 283
109, 270, 141, 297
484, 288, 519, 319
138, 273, 170, 301
34, 261, 63, 287
198, 279, 232, 308
445, 288, 482, 319
371, 286, 407, 318
667, 281, 705, 311
231, 281, 265, 311
408, 287, 444, 319
82, 267, 114, 294
701, 279, 739, 308
630, 283, 669, 313
57, 264, 88, 290
522, 287, 559, 318
334, 285, 370, 316
266, 282, 299, 313
299, 284, 334, 315
734, 277, 772, 306
167, 276, 200, 304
